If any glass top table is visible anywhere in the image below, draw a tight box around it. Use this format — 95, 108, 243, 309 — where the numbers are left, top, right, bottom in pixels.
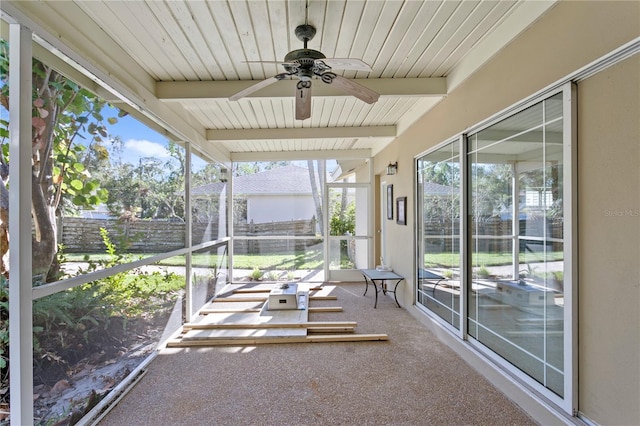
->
360, 269, 404, 309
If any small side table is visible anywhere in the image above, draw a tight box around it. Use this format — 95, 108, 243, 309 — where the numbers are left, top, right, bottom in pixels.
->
360, 269, 404, 309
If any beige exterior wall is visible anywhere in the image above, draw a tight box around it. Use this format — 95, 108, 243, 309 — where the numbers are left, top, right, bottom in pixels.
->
374, 1, 639, 423
577, 55, 639, 424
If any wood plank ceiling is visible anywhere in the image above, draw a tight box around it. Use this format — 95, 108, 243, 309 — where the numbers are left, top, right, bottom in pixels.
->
2, 0, 557, 163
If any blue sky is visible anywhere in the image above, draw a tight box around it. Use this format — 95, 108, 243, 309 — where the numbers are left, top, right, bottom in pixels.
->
102, 106, 212, 171
102, 106, 173, 165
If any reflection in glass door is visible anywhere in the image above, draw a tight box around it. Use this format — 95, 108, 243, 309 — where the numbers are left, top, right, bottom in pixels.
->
467, 92, 566, 397
416, 141, 461, 329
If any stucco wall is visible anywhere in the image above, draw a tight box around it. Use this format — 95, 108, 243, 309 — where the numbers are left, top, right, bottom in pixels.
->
247, 195, 315, 223
373, 1, 639, 423
577, 54, 640, 425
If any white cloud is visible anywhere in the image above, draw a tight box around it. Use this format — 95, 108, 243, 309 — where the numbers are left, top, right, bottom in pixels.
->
124, 139, 170, 159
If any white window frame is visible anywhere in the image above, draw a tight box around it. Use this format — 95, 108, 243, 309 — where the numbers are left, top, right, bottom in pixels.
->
414, 83, 577, 415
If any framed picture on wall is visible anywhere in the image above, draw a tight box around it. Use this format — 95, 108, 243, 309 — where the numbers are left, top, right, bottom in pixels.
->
397, 196, 407, 225
387, 185, 394, 220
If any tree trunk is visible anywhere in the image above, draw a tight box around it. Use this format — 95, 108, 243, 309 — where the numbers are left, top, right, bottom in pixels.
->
31, 174, 57, 283
308, 161, 324, 234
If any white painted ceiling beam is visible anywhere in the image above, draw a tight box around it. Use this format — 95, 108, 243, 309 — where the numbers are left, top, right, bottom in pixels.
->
207, 126, 396, 142
157, 78, 447, 101
231, 149, 371, 162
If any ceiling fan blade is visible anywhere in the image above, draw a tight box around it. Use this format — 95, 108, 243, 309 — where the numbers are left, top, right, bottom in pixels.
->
229, 74, 287, 101
295, 83, 312, 121
326, 75, 380, 104
244, 60, 299, 68
321, 58, 372, 72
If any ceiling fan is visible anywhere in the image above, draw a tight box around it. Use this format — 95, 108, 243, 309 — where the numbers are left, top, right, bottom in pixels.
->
229, 24, 380, 120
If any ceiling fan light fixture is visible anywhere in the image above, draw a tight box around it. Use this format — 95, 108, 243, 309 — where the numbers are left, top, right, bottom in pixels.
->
229, 23, 379, 120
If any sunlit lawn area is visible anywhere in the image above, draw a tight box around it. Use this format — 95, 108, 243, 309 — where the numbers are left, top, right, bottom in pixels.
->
63, 250, 324, 271
64, 250, 562, 271
424, 251, 564, 268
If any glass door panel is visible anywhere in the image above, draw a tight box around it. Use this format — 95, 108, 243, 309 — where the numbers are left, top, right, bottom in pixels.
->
326, 184, 371, 281
467, 93, 565, 397
416, 141, 461, 329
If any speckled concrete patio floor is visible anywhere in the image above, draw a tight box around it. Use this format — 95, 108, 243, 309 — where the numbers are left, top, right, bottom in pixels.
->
98, 282, 537, 426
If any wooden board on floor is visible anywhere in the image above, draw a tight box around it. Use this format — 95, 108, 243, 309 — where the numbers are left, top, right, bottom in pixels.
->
166, 282, 386, 348
198, 306, 343, 314
212, 295, 337, 302
181, 296, 310, 341
167, 333, 389, 347
183, 321, 357, 330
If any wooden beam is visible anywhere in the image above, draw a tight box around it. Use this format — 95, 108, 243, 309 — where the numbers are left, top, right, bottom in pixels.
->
232, 286, 324, 294
198, 306, 343, 314
308, 306, 343, 313
182, 321, 357, 331
166, 333, 388, 347
307, 327, 355, 333
212, 297, 268, 302
207, 126, 396, 142
199, 308, 262, 314
212, 295, 337, 302
156, 78, 447, 101
308, 296, 337, 301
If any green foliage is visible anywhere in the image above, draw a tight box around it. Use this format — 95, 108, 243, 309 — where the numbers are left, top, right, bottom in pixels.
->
475, 265, 491, 279
265, 271, 280, 281
0, 276, 8, 372
329, 206, 355, 236
1, 39, 120, 279
250, 267, 264, 281
27, 228, 184, 391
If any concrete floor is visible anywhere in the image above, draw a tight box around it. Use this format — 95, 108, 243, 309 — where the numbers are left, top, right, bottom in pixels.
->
98, 282, 537, 426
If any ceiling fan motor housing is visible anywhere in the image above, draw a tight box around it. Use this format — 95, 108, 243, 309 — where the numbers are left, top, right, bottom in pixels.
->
283, 48, 326, 79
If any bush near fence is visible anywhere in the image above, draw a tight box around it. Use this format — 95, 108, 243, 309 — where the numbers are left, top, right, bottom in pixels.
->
61, 217, 318, 254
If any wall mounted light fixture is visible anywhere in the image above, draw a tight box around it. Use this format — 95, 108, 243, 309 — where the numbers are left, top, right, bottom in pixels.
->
220, 168, 228, 182
386, 162, 398, 175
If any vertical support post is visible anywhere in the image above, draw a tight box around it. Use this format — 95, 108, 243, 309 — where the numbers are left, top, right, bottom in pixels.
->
459, 134, 468, 338
184, 142, 193, 321
8, 23, 34, 426
227, 162, 233, 284
512, 162, 520, 280
564, 81, 578, 414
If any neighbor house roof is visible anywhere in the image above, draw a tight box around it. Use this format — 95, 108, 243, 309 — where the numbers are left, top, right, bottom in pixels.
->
423, 181, 455, 196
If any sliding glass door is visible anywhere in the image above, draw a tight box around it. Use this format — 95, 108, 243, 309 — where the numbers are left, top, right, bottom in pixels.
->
416, 87, 575, 408
468, 92, 566, 397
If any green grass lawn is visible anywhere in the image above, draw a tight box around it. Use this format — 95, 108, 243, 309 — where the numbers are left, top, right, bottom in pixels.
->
63, 250, 562, 271
424, 251, 564, 268
63, 250, 324, 271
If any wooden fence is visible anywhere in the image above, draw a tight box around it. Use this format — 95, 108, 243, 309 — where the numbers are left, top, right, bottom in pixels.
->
61, 217, 318, 254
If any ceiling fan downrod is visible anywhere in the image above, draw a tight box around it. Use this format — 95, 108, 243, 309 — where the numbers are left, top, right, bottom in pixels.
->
295, 24, 316, 48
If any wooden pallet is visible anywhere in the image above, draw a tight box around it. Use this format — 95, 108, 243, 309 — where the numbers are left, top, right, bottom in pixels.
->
166, 283, 388, 347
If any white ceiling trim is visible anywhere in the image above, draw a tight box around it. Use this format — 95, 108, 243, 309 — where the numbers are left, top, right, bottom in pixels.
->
206, 126, 396, 142
157, 78, 447, 101
231, 149, 371, 162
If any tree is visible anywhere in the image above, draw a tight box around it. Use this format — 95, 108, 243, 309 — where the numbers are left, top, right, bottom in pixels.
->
307, 160, 325, 234
0, 41, 116, 281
